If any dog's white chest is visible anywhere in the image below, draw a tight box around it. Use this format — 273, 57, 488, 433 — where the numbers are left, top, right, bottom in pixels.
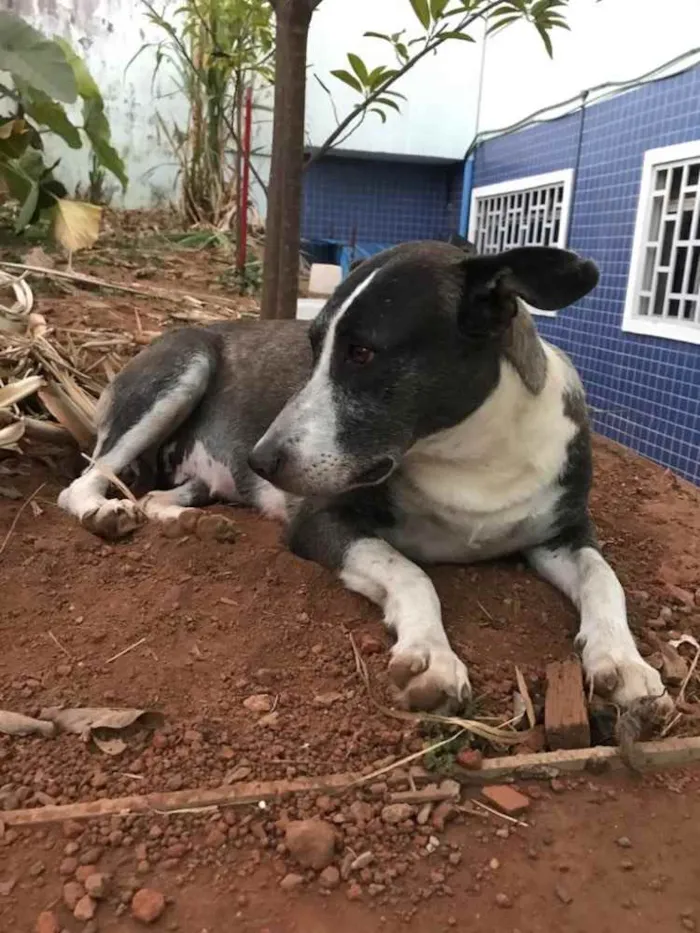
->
384, 349, 578, 564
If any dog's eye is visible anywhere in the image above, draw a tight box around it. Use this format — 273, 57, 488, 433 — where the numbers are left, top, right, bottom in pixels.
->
346, 345, 375, 366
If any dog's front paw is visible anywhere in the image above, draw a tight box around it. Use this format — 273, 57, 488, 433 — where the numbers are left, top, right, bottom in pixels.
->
82, 499, 145, 540
388, 641, 471, 714
580, 640, 673, 716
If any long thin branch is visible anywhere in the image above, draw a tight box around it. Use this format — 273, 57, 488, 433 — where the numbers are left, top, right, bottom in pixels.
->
305, 0, 503, 169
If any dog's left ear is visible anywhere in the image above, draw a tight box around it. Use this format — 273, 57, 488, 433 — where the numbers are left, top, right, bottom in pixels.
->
458, 246, 599, 335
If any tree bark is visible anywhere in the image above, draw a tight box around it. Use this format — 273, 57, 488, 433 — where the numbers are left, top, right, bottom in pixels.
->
260, 0, 319, 320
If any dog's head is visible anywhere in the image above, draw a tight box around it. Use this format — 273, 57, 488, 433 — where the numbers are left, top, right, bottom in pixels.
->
249, 241, 598, 497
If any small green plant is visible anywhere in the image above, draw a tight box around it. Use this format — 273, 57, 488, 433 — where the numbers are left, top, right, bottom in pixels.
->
133, 0, 273, 227
0, 11, 127, 250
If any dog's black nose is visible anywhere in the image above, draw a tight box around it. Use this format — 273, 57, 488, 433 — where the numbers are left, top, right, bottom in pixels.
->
248, 443, 285, 483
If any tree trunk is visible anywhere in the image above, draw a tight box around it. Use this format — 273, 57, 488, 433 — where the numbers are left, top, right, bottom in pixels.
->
260, 1, 315, 320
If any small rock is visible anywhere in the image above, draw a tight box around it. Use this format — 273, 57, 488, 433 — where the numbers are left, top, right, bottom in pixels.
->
555, 885, 573, 905
313, 692, 344, 707
131, 888, 166, 924
0, 878, 17, 897
319, 866, 340, 890
91, 772, 108, 790
381, 803, 415, 825
616, 836, 632, 849
495, 893, 512, 909
63, 880, 85, 910
285, 819, 336, 870
35, 911, 60, 933
416, 803, 432, 825
73, 895, 97, 922
681, 919, 696, 932
224, 766, 252, 784
59, 857, 78, 877
28, 860, 45, 878
76, 865, 98, 884
456, 748, 483, 770
205, 829, 226, 849
481, 785, 531, 815
84, 872, 110, 899
620, 859, 635, 872
279, 873, 304, 891
359, 635, 382, 655
79, 847, 102, 866
346, 882, 363, 901
349, 800, 373, 823
242, 694, 273, 713
258, 711, 280, 727
490, 858, 500, 871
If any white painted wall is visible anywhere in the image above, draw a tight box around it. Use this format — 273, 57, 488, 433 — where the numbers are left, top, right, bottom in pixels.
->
478, 0, 700, 135
14, 0, 700, 210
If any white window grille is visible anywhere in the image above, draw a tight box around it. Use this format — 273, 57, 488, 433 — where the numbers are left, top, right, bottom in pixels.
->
469, 170, 574, 317
624, 140, 700, 345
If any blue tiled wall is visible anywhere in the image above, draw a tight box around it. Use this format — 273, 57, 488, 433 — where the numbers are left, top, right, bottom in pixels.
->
473, 65, 700, 484
302, 156, 460, 245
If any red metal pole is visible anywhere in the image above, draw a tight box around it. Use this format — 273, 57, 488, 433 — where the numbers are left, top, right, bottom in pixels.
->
237, 86, 253, 275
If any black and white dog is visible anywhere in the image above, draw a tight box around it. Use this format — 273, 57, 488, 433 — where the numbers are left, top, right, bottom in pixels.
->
58, 242, 670, 721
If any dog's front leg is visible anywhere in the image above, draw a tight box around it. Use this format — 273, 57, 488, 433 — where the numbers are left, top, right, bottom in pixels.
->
288, 511, 471, 713
528, 543, 673, 720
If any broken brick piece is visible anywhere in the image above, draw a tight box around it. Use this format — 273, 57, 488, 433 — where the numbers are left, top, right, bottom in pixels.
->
544, 659, 591, 751
481, 785, 531, 816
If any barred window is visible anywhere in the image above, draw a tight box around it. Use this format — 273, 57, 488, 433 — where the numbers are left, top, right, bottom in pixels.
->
624, 141, 700, 345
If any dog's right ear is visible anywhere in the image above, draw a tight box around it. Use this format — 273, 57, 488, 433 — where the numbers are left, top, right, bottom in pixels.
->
457, 246, 599, 337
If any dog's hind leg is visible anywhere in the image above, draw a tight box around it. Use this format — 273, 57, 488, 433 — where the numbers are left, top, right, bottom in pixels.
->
58, 335, 216, 539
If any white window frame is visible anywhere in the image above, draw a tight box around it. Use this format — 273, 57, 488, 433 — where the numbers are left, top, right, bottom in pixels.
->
623, 140, 700, 346
468, 169, 575, 318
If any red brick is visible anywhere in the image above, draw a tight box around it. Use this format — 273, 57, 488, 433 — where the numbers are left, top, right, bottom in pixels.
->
481, 785, 531, 816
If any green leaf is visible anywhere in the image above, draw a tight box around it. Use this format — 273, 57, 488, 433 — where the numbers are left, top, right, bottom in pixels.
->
488, 14, 522, 34
83, 98, 128, 189
536, 23, 554, 57
53, 37, 101, 99
330, 68, 363, 93
409, 0, 431, 30
440, 30, 475, 41
376, 97, 402, 113
396, 42, 410, 62
0, 11, 76, 102
369, 108, 387, 124
347, 53, 369, 86
366, 65, 389, 90
430, 0, 451, 18
364, 31, 392, 42
15, 183, 40, 231
13, 81, 82, 149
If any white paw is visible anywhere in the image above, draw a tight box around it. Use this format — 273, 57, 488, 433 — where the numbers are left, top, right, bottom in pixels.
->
388, 641, 471, 713
580, 640, 672, 713
82, 499, 145, 540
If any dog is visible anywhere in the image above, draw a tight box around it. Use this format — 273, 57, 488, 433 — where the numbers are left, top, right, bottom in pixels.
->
58, 241, 671, 721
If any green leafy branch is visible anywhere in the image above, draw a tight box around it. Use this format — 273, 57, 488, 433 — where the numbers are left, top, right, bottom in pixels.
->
310, 0, 571, 167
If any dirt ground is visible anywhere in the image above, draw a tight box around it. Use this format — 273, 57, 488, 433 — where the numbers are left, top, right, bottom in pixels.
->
2, 219, 700, 932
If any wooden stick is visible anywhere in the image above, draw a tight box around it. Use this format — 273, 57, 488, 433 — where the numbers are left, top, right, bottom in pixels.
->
4, 736, 700, 829
455, 735, 700, 783
2, 772, 365, 827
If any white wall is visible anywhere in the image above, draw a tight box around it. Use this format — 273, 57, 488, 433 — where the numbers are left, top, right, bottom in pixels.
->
478, 0, 700, 135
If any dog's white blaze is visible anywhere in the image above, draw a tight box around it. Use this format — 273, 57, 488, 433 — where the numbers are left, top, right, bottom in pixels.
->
174, 440, 237, 499
290, 269, 379, 461
529, 544, 666, 708
389, 343, 580, 562
58, 357, 209, 521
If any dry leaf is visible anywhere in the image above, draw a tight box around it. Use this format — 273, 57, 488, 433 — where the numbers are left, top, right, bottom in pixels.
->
27, 312, 48, 338
52, 199, 102, 252
39, 706, 164, 755
0, 375, 44, 409
0, 710, 56, 738
38, 383, 94, 448
0, 421, 25, 450
0, 485, 22, 499
669, 634, 700, 652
